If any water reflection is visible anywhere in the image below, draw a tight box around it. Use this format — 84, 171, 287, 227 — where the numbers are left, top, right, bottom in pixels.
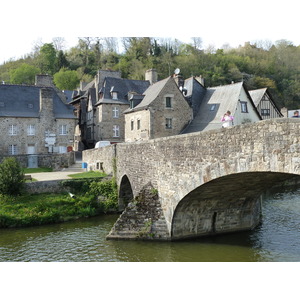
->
1, 186, 300, 262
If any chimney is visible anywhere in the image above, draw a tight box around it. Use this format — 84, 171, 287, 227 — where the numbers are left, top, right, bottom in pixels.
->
173, 74, 184, 89
145, 69, 157, 85
39, 88, 54, 123
35, 74, 53, 87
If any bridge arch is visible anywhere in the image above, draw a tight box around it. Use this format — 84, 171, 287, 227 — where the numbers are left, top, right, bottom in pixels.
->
118, 175, 134, 210
171, 171, 297, 240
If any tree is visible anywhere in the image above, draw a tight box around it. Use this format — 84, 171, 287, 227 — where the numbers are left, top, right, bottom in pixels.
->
53, 68, 80, 90
10, 63, 40, 84
37, 43, 57, 74
0, 158, 24, 196
56, 50, 69, 70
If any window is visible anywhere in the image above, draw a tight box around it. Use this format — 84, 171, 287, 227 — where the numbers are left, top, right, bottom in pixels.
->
130, 100, 134, 109
137, 119, 141, 130
87, 110, 93, 121
210, 104, 216, 111
261, 109, 270, 116
112, 92, 118, 100
166, 118, 172, 129
9, 125, 17, 135
240, 101, 248, 113
113, 125, 120, 137
27, 144, 36, 154
27, 124, 35, 136
113, 107, 119, 118
0, 102, 5, 107
59, 146, 67, 153
166, 97, 172, 108
131, 120, 134, 131
8, 145, 18, 155
59, 125, 67, 135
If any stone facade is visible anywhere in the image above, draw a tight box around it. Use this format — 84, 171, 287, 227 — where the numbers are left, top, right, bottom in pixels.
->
124, 76, 193, 142
95, 103, 127, 143
83, 118, 300, 240
71, 70, 150, 148
0, 76, 76, 157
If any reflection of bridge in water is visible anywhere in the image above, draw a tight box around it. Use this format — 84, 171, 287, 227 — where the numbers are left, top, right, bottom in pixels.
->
83, 118, 300, 241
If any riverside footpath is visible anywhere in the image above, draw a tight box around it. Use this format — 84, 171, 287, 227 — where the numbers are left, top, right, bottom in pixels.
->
27, 162, 85, 181
27, 152, 85, 182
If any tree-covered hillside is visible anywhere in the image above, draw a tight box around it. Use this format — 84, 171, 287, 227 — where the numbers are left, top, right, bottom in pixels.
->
1, 37, 300, 109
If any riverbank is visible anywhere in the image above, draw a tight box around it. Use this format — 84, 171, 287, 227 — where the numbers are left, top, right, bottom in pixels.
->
0, 175, 118, 228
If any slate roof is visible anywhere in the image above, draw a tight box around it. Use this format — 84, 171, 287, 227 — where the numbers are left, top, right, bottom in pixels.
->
248, 88, 267, 106
62, 90, 75, 103
95, 77, 150, 106
183, 82, 257, 133
0, 84, 76, 119
184, 77, 206, 117
124, 77, 171, 113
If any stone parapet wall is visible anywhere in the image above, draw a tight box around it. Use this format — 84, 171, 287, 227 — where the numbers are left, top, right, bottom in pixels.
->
82, 145, 116, 174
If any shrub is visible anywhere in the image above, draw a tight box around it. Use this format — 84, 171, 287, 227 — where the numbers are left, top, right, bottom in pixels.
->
89, 178, 118, 212
0, 158, 25, 196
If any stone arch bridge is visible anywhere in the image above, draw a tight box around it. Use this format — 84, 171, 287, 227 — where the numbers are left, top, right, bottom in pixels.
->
83, 118, 300, 240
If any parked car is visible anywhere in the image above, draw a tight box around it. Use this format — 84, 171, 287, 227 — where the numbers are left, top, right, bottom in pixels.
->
95, 141, 111, 148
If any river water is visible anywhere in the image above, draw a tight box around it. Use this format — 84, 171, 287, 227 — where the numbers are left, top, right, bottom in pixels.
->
1, 185, 300, 262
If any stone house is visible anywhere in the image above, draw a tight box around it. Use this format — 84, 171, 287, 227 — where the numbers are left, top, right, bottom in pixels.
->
124, 75, 193, 142
71, 70, 151, 149
0, 75, 76, 157
183, 81, 262, 133
249, 88, 283, 120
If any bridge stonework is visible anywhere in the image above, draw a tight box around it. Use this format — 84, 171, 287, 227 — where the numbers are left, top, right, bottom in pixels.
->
83, 119, 300, 240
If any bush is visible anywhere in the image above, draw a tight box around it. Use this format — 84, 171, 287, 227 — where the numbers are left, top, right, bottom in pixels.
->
0, 158, 25, 196
89, 178, 118, 212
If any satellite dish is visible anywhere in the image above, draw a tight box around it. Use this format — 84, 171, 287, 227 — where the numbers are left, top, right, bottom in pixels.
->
174, 68, 180, 75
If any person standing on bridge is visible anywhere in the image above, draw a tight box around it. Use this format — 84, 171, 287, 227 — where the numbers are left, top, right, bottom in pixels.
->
292, 110, 300, 118
221, 111, 234, 128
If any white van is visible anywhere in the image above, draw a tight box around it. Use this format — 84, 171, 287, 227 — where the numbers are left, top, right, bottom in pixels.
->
95, 141, 111, 148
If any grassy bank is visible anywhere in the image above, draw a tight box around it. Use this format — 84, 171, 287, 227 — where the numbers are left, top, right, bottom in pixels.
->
0, 178, 118, 228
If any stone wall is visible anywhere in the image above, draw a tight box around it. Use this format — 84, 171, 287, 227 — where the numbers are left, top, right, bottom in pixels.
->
25, 180, 70, 194
82, 144, 116, 174
0, 152, 75, 170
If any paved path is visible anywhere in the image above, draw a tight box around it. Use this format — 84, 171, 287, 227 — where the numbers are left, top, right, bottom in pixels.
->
27, 162, 86, 182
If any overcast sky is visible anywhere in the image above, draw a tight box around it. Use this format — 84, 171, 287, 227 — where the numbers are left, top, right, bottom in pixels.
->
1, 0, 299, 63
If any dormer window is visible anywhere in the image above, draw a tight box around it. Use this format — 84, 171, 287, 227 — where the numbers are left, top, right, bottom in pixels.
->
112, 92, 118, 100
110, 86, 118, 100
130, 100, 134, 109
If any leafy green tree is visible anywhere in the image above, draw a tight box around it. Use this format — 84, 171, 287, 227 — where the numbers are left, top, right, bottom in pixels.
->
10, 63, 40, 84
0, 158, 24, 196
53, 68, 80, 90
37, 43, 57, 75
56, 50, 69, 70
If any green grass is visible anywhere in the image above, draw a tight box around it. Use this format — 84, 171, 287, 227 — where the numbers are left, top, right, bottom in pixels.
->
68, 171, 107, 179
0, 193, 103, 228
23, 167, 53, 173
